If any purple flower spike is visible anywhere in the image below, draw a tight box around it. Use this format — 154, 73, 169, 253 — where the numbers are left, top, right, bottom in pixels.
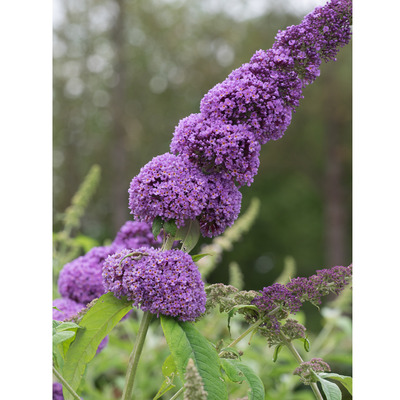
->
103, 247, 206, 321
112, 220, 162, 250
58, 245, 117, 304
171, 113, 261, 186
128, 153, 241, 237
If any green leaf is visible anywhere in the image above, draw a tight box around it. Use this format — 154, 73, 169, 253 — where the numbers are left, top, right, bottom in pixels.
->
160, 315, 228, 400
174, 219, 200, 253
56, 322, 82, 332
319, 373, 352, 395
53, 331, 76, 346
272, 345, 283, 362
191, 253, 212, 262
220, 359, 265, 400
162, 354, 177, 377
164, 219, 178, 237
152, 216, 164, 240
61, 293, 132, 400
302, 337, 310, 352
317, 377, 342, 400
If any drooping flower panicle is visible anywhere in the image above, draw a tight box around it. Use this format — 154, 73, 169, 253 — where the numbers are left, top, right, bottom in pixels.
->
102, 247, 206, 321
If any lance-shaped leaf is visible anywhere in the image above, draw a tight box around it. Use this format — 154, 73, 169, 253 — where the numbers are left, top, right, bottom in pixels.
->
220, 358, 265, 400
161, 315, 228, 400
319, 373, 352, 395
316, 375, 342, 400
61, 293, 132, 400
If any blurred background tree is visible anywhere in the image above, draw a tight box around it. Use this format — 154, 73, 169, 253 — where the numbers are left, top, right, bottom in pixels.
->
53, 0, 351, 292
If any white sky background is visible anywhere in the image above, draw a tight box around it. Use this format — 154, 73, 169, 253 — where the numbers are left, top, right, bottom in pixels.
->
2, 1, 400, 399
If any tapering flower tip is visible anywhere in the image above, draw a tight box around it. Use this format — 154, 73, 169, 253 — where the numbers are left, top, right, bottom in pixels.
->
102, 247, 206, 321
200, 62, 299, 145
58, 245, 117, 304
53, 297, 85, 321
53, 382, 64, 400
128, 152, 242, 237
286, 264, 352, 305
170, 113, 261, 187
112, 220, 162, 250
271, 0, 352, 85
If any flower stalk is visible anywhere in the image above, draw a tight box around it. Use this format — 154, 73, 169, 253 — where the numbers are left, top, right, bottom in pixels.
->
121, 311, 153, 400
278, 332, 324, 400
53, 366, 81, 400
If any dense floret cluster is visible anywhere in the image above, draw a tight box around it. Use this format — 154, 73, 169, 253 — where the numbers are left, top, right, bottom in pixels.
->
128, 153, 241, 237
171, 113, 261, 186
102, 248, 206, 321
58, 245, 117, 304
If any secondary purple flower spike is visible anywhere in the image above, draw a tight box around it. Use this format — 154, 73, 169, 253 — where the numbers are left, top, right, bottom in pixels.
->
53, 297, 85, 321
252, 264, 352, 333
112, 220, 162, 250
170, 113, 261, 186
128, 153, 241, 237
58, 245, 117, 304
102, 247, 206, 321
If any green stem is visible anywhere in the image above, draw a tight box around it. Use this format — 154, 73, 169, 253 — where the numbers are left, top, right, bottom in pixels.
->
121, 311, 153, 400
169, 387, 184, 400
278, 332, 324, 400
53, 365, 81, 400
219, 319, 263, 356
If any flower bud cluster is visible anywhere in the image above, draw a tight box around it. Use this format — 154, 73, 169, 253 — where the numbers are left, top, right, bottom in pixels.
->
293, 358, 331, 384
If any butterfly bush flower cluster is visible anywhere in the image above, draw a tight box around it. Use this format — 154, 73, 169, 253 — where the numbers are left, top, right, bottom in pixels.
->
102, 248, 206, 321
